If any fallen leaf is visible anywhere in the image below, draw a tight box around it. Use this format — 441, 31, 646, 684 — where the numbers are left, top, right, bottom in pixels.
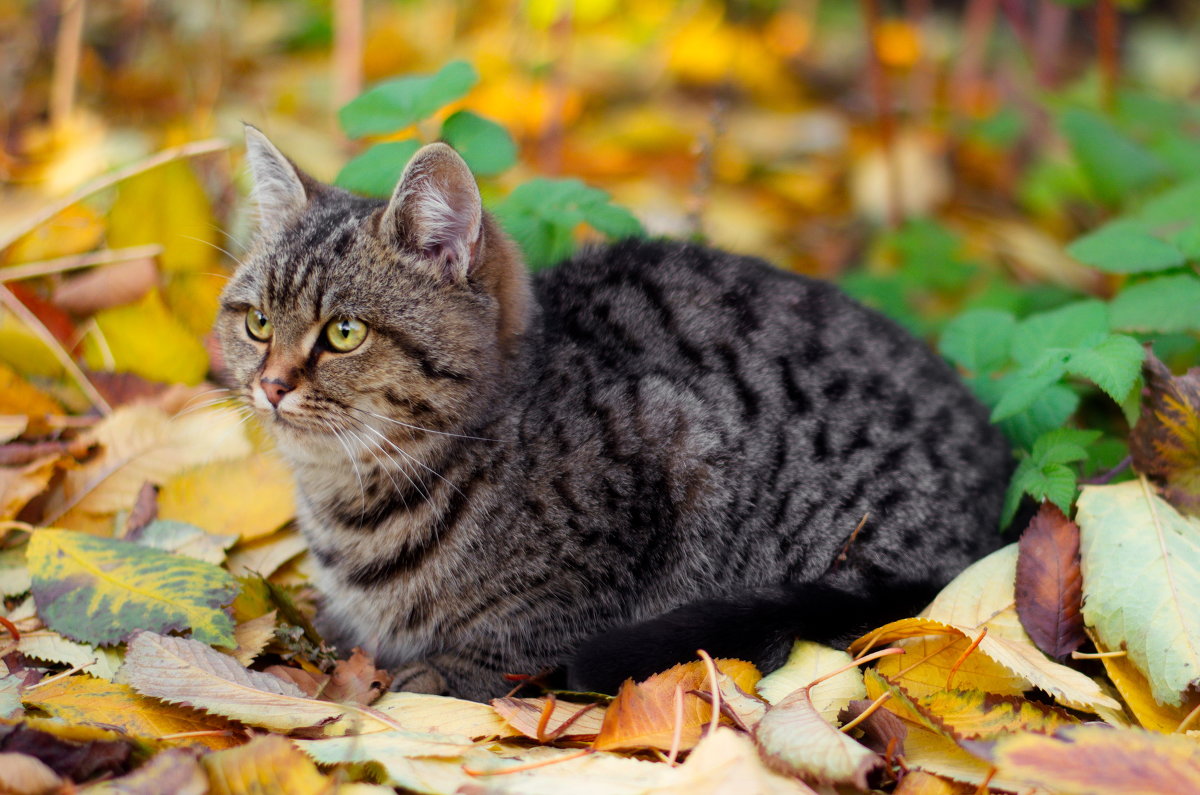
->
226, 611, 277, 666
294, 729, 480, 793
892, 770, 973, 795
0, 416, 26, 443
82, 289, 210, 386
0, 752, 63, 795
0, 362, 62, 416
0, 546, 32, 597
265, 664, 328, 698
323, 648, 392, 705
132, 519, 237, 565
27, 528, 237, 646
1015, 502, 1087, 659
592, 658, 760, 752
106, 161, 217, 274
52, 257, 158, 316
1, 455, 59, 521
656, 727, 819, 794
18, 631, 124, 680
492, 696, 607, 740
45, 404, 251, 529
1129, 351, 1200, 516
838, 697, 907, 756
756, 640, 867, 720
81, 747, 207, 795
753, 683, 883, 788
123, 481, 157, 536
116, 631, 363, 735
157, 452, 295, 541
0, 720, 134, 783
993, 725, 1200, 794
225, 528, 307, 579
1077, 480, 1200, 706
201, 734, 332, 795
368, 691, 522, 739
22, 674, 241, 750
1091, 632, 1196, 733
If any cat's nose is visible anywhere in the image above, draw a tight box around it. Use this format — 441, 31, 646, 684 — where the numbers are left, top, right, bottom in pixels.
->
260, 378, 293, 407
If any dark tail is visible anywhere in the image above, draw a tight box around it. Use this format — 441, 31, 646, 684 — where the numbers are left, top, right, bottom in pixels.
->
567, 577, 940, 695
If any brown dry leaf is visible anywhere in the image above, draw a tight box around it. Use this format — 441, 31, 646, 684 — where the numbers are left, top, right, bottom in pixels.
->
22, 673, 242, 750
52, 257, 158, 316
0, 720, 135, 783
0, 416, 26, 443
838, 697, 907, 756
202, 734, 334, 795
324, 648, 393, 706
1129, 351, 1200, 516
993, 724, 1200, 794
1, 455, 59, 521
492, 696, 607, 740
367, 691, 522, 739
158, 452, 295, 541
1015, 502, 1087, 659
226, 611, 277, 666
0, 752, 63, 795
81, 747, 207, 795
265, 665, 328, 699
0, 362, 62, 416
592, 658, 759, 752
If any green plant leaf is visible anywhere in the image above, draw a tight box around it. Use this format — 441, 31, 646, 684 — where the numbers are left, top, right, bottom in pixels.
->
991, 354, 1069, 422
1064, 334, 1145, 404
1109, 274, 1200, 333
1067, 221, 1186, 274
1002, 429, 1101, 526
493, 178, 643, 270
1077, 482, 1200, 706
27, 529, 237, 647
1134, 179, 1200, 226
338, 60, 478, 138
440, 111, 517, 176
334, 140, 421, 197
939, 309, 1017, 374
1009, 300, 1108, 366
1059, 108, 1168, 205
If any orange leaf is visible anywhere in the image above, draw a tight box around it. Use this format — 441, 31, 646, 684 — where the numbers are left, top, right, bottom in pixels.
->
591, 659, 759, 752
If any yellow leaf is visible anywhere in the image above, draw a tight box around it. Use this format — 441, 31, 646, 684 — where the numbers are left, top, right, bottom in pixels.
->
158, 453, 295, 541
82, 289, 209, 385
592, 658, 760, 752
225, 611, 277, 666
756, 641, 866, 721
368, 691, 522, 739
1093, 633, 1196, 733
993, 725, 1200, 795
0, 309, 64, 379
1, 455, 58, 521
225, 528, 307, 579
0, 362, 63, 416
0, 752, 62, 795
46, 404, 251, 529
659, 727, 820, 794
23, 674, 241, 749
901, 724, 1032, 792
4, 203, 105, 264
202, 735, 334, 795
892, 770, 973, 795
492, 697, 606, 740
163, 271, 228, 337
107, 161, 216, 273
18, 631, 124, 680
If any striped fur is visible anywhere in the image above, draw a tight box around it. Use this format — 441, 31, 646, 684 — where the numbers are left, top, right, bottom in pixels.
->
218, 139, 1011, 700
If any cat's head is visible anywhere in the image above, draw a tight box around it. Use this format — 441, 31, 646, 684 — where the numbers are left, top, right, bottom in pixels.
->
216, 126, 528, 456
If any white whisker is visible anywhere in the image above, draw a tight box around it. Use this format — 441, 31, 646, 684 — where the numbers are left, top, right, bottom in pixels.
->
345, 405, 499, 443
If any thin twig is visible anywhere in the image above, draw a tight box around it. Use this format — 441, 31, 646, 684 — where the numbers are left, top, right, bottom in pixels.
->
946, 628, 988, 689
463, 748, 592, 777
0, 615, 20, 642
810, 647, 904, 689
0, 139, 230, 254
840, 691, 892, 733
332, 0, 364, 112
666, 684, 684, 766
535, 693, 557, 743
26, 658, 97, 688
1, 245, 162, 284
544, 701, 601, 742
51, 0, 86, 130
1070, 649, 1126, 660
0, 284, 111, 413
697, 649, 721, 738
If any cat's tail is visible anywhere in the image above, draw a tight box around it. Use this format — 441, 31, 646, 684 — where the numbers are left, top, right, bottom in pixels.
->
566, 576, 940, 695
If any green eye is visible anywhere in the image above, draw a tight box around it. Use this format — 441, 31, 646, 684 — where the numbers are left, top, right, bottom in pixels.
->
325, 318, 368, 352
246, 308, 272, 341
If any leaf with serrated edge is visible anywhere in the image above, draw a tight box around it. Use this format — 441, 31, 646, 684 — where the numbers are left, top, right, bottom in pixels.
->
28, 529, 237, 646
45, 405, 251, 526
756, 641, 866, 721
225, 611, 276, 666
202, 734, 333, 795
22, 673, 240, 750
295, 731, 495, 794
1091, 631, 1196, 733
994, 725, 1200, 795
365, 693, 520, 740
1015, 503, 1087, 659
116, 631, 375, 734
592, 659, 759, 752
901, 724, 1033, 793
1129, 352, 1200, 516
492, 697, 606, 740
18, 631, 123, 680
754, 684, 882, 787
1077, 481, 1200, 706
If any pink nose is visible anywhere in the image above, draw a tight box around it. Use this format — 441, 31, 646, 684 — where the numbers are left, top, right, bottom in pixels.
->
260, 378, 293, 407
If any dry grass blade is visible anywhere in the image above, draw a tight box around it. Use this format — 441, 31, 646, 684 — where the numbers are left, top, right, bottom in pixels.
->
0, 245, 163, 283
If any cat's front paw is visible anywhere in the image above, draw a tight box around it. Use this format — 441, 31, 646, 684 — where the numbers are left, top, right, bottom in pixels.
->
390, 661, 449, 695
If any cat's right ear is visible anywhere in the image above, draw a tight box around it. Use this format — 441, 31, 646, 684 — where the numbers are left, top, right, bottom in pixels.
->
243, 125, 313, 233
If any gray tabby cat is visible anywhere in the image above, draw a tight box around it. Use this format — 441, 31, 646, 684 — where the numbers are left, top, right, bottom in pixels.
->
217, 127, 1011, 701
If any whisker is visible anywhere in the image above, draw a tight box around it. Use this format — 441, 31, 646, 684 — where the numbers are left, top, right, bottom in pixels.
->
343, 413, 462, 502
345, 405, 500, 443
182, 234, 248, 269
322, 418, 367, 517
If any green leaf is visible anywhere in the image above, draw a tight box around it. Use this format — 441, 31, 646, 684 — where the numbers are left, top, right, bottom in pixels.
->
1110, 275, 1200, 333
338, 60, 478, 138
1009, 300, 1108, 366
440, 111, 516, 177
334, 140, 421, 197
1067, 221, 1186, 274
1064, 334, 1145, 404
1032, 428, 1101, 466
939, 309, 1017, 374
1077, 482, 1200, 706
28, 529, 237, 647
1002, 429, 1101, 526
1134, 179, 1200, 226
1001, 386, 1080, 452
1059, 108, 1168, 205
493, 178, 643, 270
991, 354, 1069, 422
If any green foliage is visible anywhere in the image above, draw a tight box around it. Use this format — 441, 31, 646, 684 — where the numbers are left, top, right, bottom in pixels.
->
334, 60, 641, 269
1002, 430, 1102, 528
1058, 108, 1169, 206
1110, 275, 1200, 334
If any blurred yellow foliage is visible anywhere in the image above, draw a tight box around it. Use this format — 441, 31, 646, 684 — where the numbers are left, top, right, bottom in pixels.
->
82, 290, 210, 385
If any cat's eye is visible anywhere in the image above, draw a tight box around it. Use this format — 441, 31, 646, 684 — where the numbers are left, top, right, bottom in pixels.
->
325, 318, 368, 352
245, 308, 272, 341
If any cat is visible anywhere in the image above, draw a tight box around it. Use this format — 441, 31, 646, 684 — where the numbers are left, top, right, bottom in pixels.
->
216, 126, 1012, 701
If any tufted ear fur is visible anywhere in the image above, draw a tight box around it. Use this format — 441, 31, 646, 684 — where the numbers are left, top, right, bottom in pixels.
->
380, 143, 482, 282
243, 125, 313, 234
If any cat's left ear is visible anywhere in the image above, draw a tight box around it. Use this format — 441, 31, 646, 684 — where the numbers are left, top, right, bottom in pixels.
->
380, 143, 482, 282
